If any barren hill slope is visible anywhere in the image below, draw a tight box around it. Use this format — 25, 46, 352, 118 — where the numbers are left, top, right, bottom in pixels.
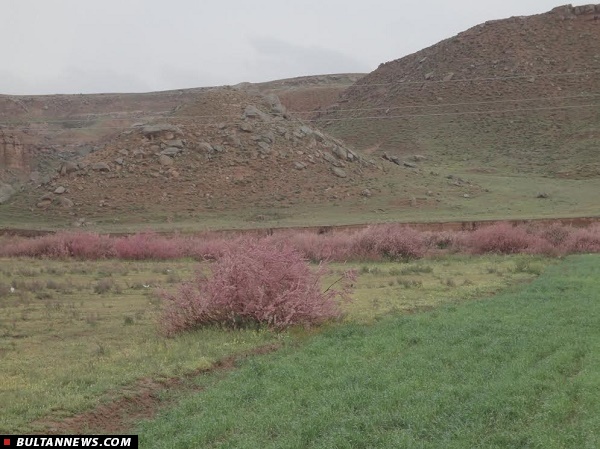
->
252, 73, 365, 115
318, 4, 600, 177
7, 87, 398, 226
0, 75, 363, 183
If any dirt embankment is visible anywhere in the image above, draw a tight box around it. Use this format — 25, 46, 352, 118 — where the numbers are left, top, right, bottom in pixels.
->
2, 216, 599, 239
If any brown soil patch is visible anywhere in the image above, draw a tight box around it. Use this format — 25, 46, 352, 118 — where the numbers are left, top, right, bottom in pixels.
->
34, 343, 281, 435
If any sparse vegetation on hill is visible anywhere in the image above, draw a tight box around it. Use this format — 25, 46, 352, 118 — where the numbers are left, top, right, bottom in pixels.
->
318, 5, 600, 178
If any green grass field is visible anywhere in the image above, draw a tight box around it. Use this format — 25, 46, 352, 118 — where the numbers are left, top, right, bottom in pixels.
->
137, 255, 600, 448
0, 255, 546, 433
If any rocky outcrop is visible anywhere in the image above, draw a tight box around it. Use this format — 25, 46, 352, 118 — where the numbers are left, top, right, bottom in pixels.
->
551, 4, 600, 18
0, 130, 29, 173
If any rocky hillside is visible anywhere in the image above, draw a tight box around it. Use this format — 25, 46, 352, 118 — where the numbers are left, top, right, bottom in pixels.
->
12, 87, 394, 223
318, 4, 600, 177
0, 75, 363, 187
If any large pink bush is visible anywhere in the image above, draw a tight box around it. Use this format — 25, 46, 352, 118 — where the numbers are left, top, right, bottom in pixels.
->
160, 240, 355, 335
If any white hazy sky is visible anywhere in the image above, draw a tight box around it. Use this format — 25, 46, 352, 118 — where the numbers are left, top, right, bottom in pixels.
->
2, 0, 567, 95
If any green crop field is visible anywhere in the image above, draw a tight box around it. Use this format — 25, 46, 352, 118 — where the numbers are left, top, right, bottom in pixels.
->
137, 255, 600, 448
0, 254, 547, 433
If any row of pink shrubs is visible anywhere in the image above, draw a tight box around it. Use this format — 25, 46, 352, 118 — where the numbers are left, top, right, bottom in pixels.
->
1, 223, 600, 261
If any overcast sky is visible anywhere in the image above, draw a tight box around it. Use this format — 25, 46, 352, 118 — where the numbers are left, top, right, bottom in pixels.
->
2, 0, 566, 95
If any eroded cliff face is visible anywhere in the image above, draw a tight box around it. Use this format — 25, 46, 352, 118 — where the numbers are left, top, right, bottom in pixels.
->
0, 129, 30, 174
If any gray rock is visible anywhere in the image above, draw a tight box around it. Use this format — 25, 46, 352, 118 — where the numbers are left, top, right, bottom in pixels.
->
260, 131, 275, 143
243, 105, 271, 122
54, 196, 74, 208
403, 161, 417, 168
91, 162, 111, 172
390, 156, 401, 165
164, 139, 184, 149
159, 155, 174, 166
265, 93, 287, 116
142, 124, 182, 138
115, 158, 124, 165
322, 152, 342, 166
239, 122, 253, 133
413, 154, 427, 161
257, 141, 271, 154
54, 186, 66, 194
0, 183, 16, 204
332, 145, 348, 160
425, 72, 434, 80
443, 72, 454, 82
60, 161, 79, 176
361, 189, 372, 197
160, 147, 183, 156
537, 192, 549, 199
198, 142, 214, 152
313, 130, 326, 142
294, 162, 307, 170
332, 167, 347, 178
299, 126, 314, 137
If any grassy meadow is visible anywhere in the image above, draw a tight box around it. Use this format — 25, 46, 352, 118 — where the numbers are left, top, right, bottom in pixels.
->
138, 255, 600, 448
0, 254, 549, 433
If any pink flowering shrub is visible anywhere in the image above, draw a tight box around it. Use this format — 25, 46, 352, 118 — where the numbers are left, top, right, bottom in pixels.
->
353, 225, 425, 261
66, 233, 116, 259
540, 223, 573, 247
562, 225, 600, 254
160, 240, 355, 335
265, 231, 356, 262
114, 232, 183, 260
466, 224, 544, 254
0, 233, 67, 258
